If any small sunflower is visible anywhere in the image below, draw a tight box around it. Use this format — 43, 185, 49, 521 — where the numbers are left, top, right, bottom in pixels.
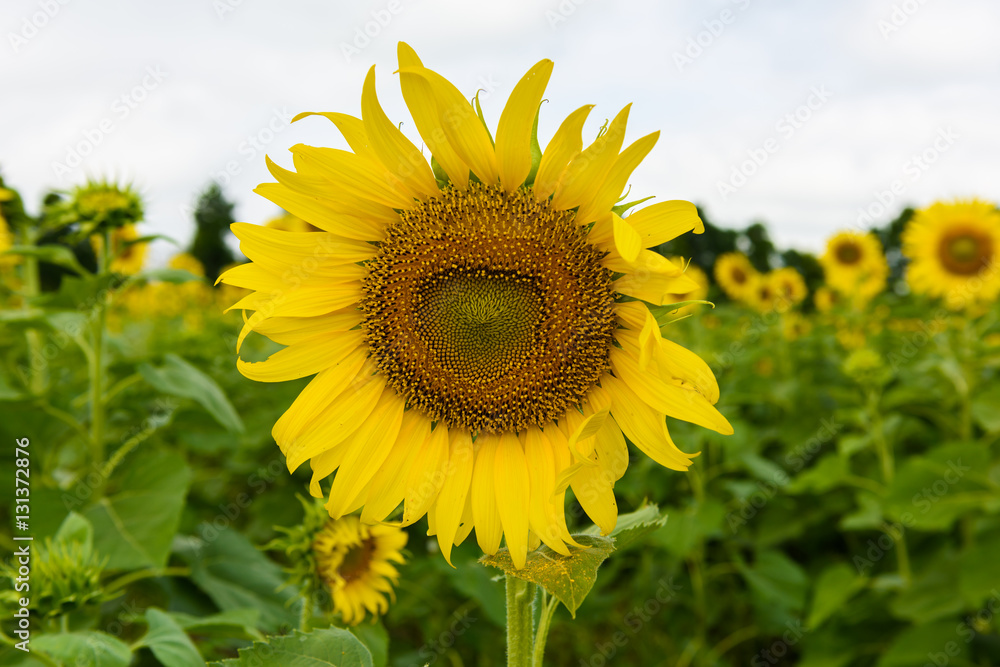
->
662, 258, 709, 315
819, 231, 887, 301
814, 286, 840, 313
92, 224, 146, 275
222, 43, 731, 569
747, 273, 785, 314
169, 252, 206, 277
903, 199, 1000, 308
714, 252, 758, 302
313, 515, 407, 625
782, 312, 812, 341
771, 267, 807, 306
55, 180, 144, 236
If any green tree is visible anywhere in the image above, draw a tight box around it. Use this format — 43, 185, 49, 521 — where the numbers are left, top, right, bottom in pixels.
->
189, 183, 237, 282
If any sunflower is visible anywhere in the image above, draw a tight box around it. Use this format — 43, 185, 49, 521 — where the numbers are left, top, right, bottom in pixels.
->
819, 231, 887, 302
771, 267, 807, 306
902, 199, 1000, 308
266, 212, 320, 233
662, 258, 709, 315
714, 252, 757, 302
169, 252, 206, 277
813, 286, 840, 313
313, 515, 407, 625
92, 224, 146, 275
746, 273, 785, 314
221, 43, 731, 569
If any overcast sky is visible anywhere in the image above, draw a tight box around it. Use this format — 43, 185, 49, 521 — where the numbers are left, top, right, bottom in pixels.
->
3, 0, 999, 264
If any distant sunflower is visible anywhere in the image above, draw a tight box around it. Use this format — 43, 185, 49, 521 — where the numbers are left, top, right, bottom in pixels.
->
313, 515, 407, 625
221, 43, 731, 568
814, 286, 840, 313
820, 231, 887, 301
92, 224, 146, 275
903, 199, 1000, 307
771, 267, 807, 306
169, 252, 206, 277
747, 273, 783, 314
714, 252, 757, 302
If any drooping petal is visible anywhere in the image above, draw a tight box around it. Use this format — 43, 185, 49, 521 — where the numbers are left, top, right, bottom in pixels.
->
494, 432, 531, 569
471, 434, 503, 555
570, 464, 617, 536
401, 424, 450, 527
361, 409, 431, 524
523, 427, 571, 556
434, 430, 474, 565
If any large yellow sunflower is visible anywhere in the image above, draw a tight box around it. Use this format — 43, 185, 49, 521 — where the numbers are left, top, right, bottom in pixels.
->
903, 199, 1000, 308
313, 515, 407, 625
819, 231, 887, 301
714, 252, 757, 302
221, 43, 731, 569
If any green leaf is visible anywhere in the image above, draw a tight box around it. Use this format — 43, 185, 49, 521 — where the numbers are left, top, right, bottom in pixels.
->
972, 385, 1000, 432
139, 608, 204, 667
54, 511, 94, 554
208, 628, 373, 667
351, 622, 388, 667
4, 244, 88, 275
169, 608, 262, 638
583, 503, 670, 550
736, 549, 808, 632
440, 558, 506, 627
788, 454, 852, 494
958, 533, 1000, 607
140, 267, 200, 284
875, 621, 971, 667
480, 535, 615, 618
890, 561, 964, 623
175, 529, 299, 633
84, 450, 192, 570
139, 354, 244, 432
32, 631, 132, 667
806, 563, 867, 629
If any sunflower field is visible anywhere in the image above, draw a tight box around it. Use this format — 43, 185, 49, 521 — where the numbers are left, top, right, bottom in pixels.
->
3, 46, 1000, 667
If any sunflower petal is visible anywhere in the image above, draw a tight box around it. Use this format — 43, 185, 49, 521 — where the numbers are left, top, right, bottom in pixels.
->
550, 104, 630, 211
253, 182, 388, 242
524, 427, 571, 556
496, 60, 554, 192
471, 434, 503, 555
494, 433, 531, 568
570, 464, 617, 535
361, 409, 431, 524
626, 200, 704, 247
237, 329, 364, 383
602, 374, 697, 471
533, 105, 594, 200
401, 424, 450, 527
361, 66, 439, 197
291, 144, 416, 209
575, 131, 659, 225
434, 430, 474, 566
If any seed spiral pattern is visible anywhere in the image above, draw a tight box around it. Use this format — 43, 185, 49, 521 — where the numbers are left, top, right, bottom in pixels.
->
360, 183, 616, 433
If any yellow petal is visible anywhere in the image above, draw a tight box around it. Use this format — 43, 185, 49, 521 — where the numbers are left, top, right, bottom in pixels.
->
575, 131, 659, 225
291, 144, 416, 209
610, 347, 732, 435
627, 200, 704, 248
397, 42, 469, 188
611, 214, 642, 263
594, 416, 629, 482
360, 409, 431, 524
272, 347, 369, 446
216, 262, 282, 291
524, 427, 570, 556
282, 363, 385, 471
227, 281, 363, 319
570, 465, 617, 535
253, 182, 387, 242
471, 434, 503, 555
533, 105, 593, 200
361, 66, 439, 197
237, 329, 364, 383
396, 65, 499, 185
325, 390, 406, 519
308, 443, 349, 498
550, 104, 630, 211
250, 308, 363, 348
230, 222, 377, 273
401, 424, 451, 527
434, 430, 474, 565
495, 60, 553, 192
616, 328, 720, 404
291, 111, 370, 156
602, 374, 696, 471
494, 433, 531, 569
612, 251, 699, 305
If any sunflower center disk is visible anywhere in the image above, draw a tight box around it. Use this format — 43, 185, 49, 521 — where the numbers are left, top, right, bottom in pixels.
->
835, 242, 861, 265
940, 231, 992, 275
361, 184, 616, 433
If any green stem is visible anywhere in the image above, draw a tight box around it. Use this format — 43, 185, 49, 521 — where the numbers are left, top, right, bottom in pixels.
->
687, 554, 708, 666
505, 575, 533, 667
299, 589, 313, 632
530, 593, 559, 667
869, 391, 893, 485
21, 227, 46, 395
89, 230, 110, 467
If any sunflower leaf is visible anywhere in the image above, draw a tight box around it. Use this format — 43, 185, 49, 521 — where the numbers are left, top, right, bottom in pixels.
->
137, 608, 204, 667
139, 354, 244, 433
208, 628, 373, 667
479, 535, 615, 618
582, 503, 669, 550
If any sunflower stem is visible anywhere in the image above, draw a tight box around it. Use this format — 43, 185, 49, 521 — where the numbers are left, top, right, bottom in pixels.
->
88, 231, 110, 472
505, 574, 533, 667
530, 592, 559, 667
